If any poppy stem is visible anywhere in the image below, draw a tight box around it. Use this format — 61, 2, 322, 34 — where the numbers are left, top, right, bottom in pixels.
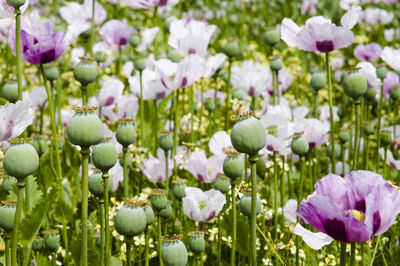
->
350, 242, 356, 266
15, 9, 22, 101
383, 147, 388, 179
102, 172, 110, 266
99, 200, 105, 266
165, 151, 169, 196
273, 152, 278, 240
123, 147, 129, 199
340, 242, 347, 266
325, 52, 336, 174
376, 82, 384, 172
231, 184, 236, 266
158, 215, 163, 266
224, 57, 232, 131
5, 234, 11, 266
80, 148, 89, 266
217, 213, 221, 266
173, 90, 179, 178
126, 238, 131, 266
11, 182, 25, 266
352, 102, 360, 170
248, 153, 258, 266
144, 229, 150, 266
139, 70, 144, 147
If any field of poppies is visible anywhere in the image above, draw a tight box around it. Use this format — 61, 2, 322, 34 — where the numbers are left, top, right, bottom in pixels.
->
1, 0, 400, 265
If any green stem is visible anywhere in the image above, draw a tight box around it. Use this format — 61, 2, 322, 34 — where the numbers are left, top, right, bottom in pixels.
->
15, 9, 22, 101
217, 214, 221, 266
273, 152, 278, 240
249, 154, 258, 266
126, 239, 131, 266
173, 90, 179, 178
313, 93, 318, 117
198, 79, 205, 141
224, 57, 232, 131
190, 85, 195, 143
212, 77, 218, 134
81, 85, 88, 105
384, 147, 388, 178
325, 53, 336, 174
139, 70, 144, 146
154, 100, 158, 154
5, 234, 11, 266
145, 229, 150, 266
352, 102, 360, 171
340, 242, 347, 266
298, 157, 305, 202
103, 172, 110, 266
80, 148, 89, 266
158, 215, 163, 266
376, 82, 384, 172
89, 0, 95, 56
62, 221, 69, 265
123, 147, 129, 199
231, 184, 236, 266
295, 235, 299, 266
255, 224, 284, 264
370, 236, 381, 266
11, 182, 25, 266
341, 145, 346, 176
99, 201, 105, 266
350, 243, 356, 266
275, 70, 280, 104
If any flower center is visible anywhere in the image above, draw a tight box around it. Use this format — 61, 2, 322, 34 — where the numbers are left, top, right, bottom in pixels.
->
198, 200, 207, 210
345, 209, 365, 223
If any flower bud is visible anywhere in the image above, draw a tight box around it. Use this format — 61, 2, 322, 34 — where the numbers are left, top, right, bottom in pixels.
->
338, 130, 350, 143
0, 201, 16, 232
159, 131, 173, 152
116, 120, 136, 147
326, 143, 341, 159
270, 57, 283, 71
364, 87, 377, 102
43, 63, 60, 81
380, 130, 392, 147
223, 149, 244, 180
239, 190, 262, 217
376, 66, 387, 80
44, 230, 60, 253
290, 134, 309, 156
232, 89, 245, 100
2, 80, 18, 103
88, 170, 113, 198
129, 34, 141, 47
256, 157, 267, 178
343, 69, 368, 101
134, 57, 147, 72
167, 50, 182, 63
94, 52, 105, 64
151, 189, 168, 211
31, 236, 43, 252
362, 122, 374, 135
32, 137, 48, 157
310, 72, 327, 91
204, 98, 215, 112
262, 29, 280, 47
160, 202, 173, 219
222, 40, 240, 57
390, 87, 400, 100
91, 138, 117, 171
172, 179, 186, 200
214, 174, 230, 193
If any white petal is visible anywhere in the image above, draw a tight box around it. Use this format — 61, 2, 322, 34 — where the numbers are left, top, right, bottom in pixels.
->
341, 5, 361, 29
293, 224, 334, 250
283, 199, 298, 223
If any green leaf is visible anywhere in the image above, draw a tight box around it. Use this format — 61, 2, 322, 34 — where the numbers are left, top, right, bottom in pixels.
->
24, 175, 43, 212
19, 188, 57, 247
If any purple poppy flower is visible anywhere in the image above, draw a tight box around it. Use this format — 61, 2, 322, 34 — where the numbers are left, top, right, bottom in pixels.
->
60, 0, 107, 26
356, 61, 381, 88
139, 156, 173, 183
124, 0, 179, 10
354, 43, 382, 62
231, 60, 270, 97
203, 53, 226, 78
381, 47, 400, 72
379, 148, 400, 170
359, 8, 394, 25
9, 19, 68, 65
208, 131, 231, 156
99, 19, 137, 48
383, 71, 400, 99
293, 118, 329, 148
0, 101, 33, 141
129, 69, 170, 100
187, 150, 224, 183
97, 78, 124, 107
266, 69, 292, 96
297, 171, 400, 243
182, 187, 226, 222
281, 6, 360, 53
168, 17, 217, 56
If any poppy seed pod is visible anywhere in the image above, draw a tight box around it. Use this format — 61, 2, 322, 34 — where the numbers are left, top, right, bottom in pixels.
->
0, 201, 17, 232
290, 133, 309, 156
74, 57, 99, 86
188, 231, 205, 254
116, 120, 136, 147
162, 235, 188, 266
2, 81, 18, 103
343, 68, 368, 101
239, 189, 262, 217
91, 138, 118, 171
114, 199, 147, 237
310, 72, 327, 91
262, 29, 280, 47
214, 174, 230, 193
6, 0, 26, 8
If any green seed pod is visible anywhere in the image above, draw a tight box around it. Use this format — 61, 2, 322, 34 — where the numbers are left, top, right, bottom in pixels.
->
188, 231, 205, 254
362, 122, 374, 135
228, 14, 239, 25
143, 204, 155, 226
326, 143, 341, 159
32, 137, 48, 157
73, 57, 99, 86
310, 72, 327, 92
6, 0, 26, 8
239, 191, 262, 217
343, 69, 368, 101
290, 134, 309, 156
160, 203, 173, 219
159, 131, 173, 152
151, 189, 168, 211
232, 89, 245, 100
172, 179, 186, 200
0, 201, 17, 232
337, 106, 346, 118
1, 176, 16, 193
43, 63, 60, 81
114, 199, 147, 237
67, 107, 104, 148
390, 87, 400, 100
88, 170, 113, 198
214, 174, 230, 194
31, 236, 43, 252
204, 98, 215, 112
135, 57, 147, 72
162, 235, 188, 266
230, 114, 266, 156
167, 50, 182, 63
262, 29, 280, 47
338, 130, 350, 143
376, 66, 387, 80
4, 139, 39, 180
129, 34, 141, 47
365, 87, 377, 102
116, 120, 136, 147
91, 138, 118, 171
380, 130, 392, 146
256, 157, 267, 178
94, 52, 105, 64
44, 230, 60, 253
222, 40, 240, 57
270, 57, 283, 72
2, 80, 18, 103
223, 149, 244, 180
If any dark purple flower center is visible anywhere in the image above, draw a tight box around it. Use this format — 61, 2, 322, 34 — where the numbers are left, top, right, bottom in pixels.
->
119, 38, 128, 45
155, 92, 166, 100
41, 49, 56, 64
180, 77, 188, 88
316, 40, 334, 53
207, 211, 216, 221
197, 174, 204, 182
372, 211, 381, 235
104, 96, 115, 106
249, 86, 255, 96
323, 218, 347, 242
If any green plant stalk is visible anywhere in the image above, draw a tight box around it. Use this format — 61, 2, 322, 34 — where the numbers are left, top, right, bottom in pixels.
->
126, 239, 131, 266
376, 83, 384, 172
88, 0, 95, 56
158, 215, 163, 266
273, 152, 278, 240
154, 100, 158, 154
255, 224, 284, 264
190, 85, 195, 144
384, 147, 388, 178
81, 148, 90, 266
340, 242, 347, 266
298, 157, 305, 203
224, 57, 232, 131
325, 53, 336, 174
364, 136, 369, 170
165, 151, 170, 196
295, 235, 299, 266
393, 100, 397, 139
313, 93, 318, 118
5, 234, 11, 266
212, 77, 218, 134
370, 235, 381, 266
15, 9, 22, 101
275, 70, 280, 104
352, 102, 360, 170
280, 156, 285, 216
62, 221, 69, 265
99, 200, 105, 266
11, 182, 25, 266
231, 184, 237, 266
271, 68, 276, 105
123, 147, 129, 199
103, 172, 110, 266
217, 214, 222, 266
81, 85, 88, 106
198, 80, 205, 141
56, 78, 62, 130
341, 145, 346, 176
173, 90, 179, 178
145, 229, 150, 266
139, 71, 144, 146
350, 243, 356, 266
249, 154, 258, 266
